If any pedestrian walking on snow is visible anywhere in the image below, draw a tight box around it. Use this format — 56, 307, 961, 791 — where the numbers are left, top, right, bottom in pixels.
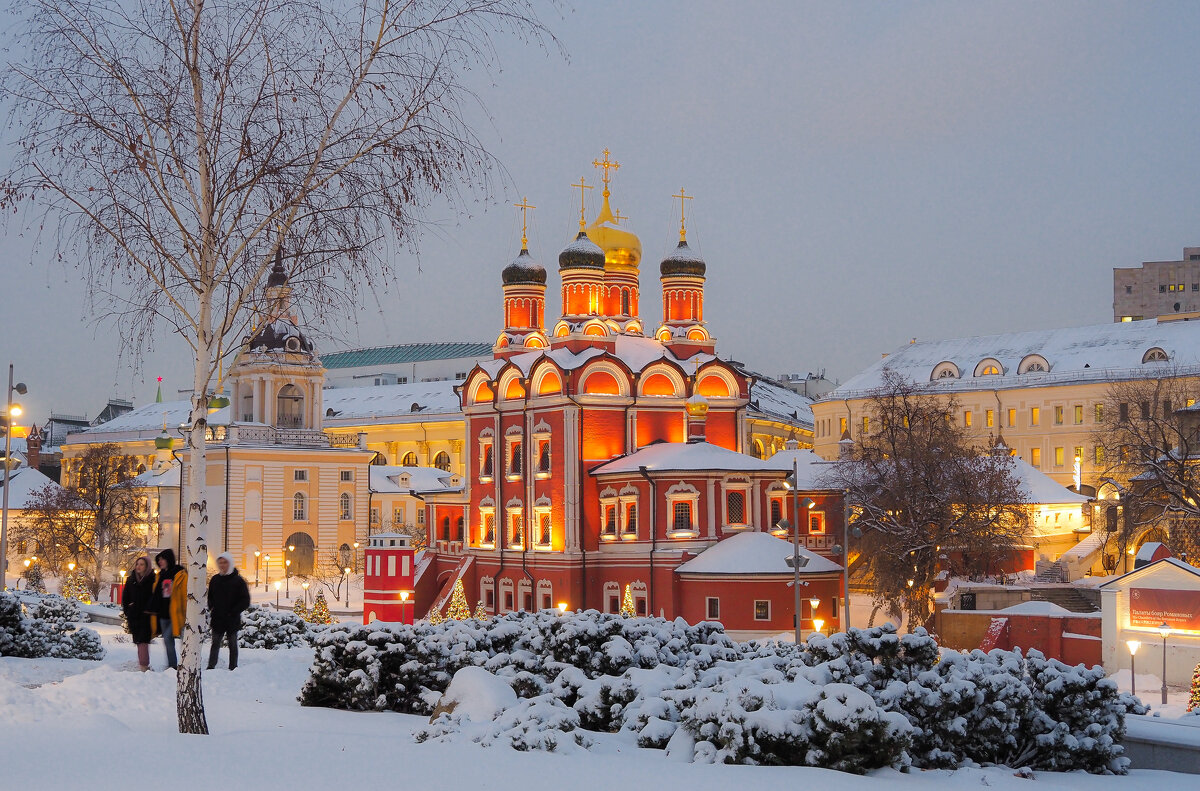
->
121, 555, 156, 671
206, 552, 251, 670
150, 548, 187, 669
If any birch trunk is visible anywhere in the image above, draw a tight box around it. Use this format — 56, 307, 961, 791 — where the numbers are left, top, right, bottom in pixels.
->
178, 294, 213, 735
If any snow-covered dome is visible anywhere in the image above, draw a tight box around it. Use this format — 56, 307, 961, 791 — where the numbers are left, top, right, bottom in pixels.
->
558, 231, 606, 271
660, 240, 706, 278
502, 248, 547, 286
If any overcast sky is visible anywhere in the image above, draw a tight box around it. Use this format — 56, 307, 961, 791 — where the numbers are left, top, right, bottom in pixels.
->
4, 1, 1200, 425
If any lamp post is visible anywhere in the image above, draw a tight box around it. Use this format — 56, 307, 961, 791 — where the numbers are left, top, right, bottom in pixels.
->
285, 559, 291, 597
352, 541, 360, 574
783, 460, 817, 644
263, 554, 271, 591
1158, 622, 1171, 705
302, 581, 310, 608
253, 550, 261, 586
813, 618, 825, 636
400, 589, 410, 624
1, 365, 29, 587
344, 567, 352, 610
274, 580, 281, 608
1126, 640, 1141, 698
809, 596, 820, 628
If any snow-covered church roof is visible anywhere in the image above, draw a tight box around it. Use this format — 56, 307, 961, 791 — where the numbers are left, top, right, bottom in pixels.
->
676, 531, 842, 576
369, 465, 462, 494
0, 466, 65, 509
828, 317, 1200, 398
592, 441, 784, 476
323, 381, 462, 424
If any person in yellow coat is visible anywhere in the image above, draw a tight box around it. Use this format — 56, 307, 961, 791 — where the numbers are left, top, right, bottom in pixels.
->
149, 548, 187, 669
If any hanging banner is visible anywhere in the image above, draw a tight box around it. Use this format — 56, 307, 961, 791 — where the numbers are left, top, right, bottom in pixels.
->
1129, 587, 1200, 631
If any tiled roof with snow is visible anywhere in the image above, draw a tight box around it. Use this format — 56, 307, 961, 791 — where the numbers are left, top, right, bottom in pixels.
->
323, 381, 462, 424
675, 531, 842, 576
0, 466, 65, 509
828, 318, 1200, 398
369, 465, 461, 494
746, 376, 815, 428
320, 341, 492, 370
72, 400, 229, 441
127, 464, 181, 489
766, 448, 839, 489
592, 441, 784, 476
1008, 456, 1091, 504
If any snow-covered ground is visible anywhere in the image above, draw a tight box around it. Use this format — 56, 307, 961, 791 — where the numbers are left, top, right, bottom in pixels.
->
1, 618, 1196, 790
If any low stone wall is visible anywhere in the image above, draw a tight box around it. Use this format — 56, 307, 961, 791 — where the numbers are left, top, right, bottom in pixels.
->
935, 608, 1103, 666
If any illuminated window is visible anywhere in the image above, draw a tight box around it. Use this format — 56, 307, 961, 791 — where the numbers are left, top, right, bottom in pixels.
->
1030, 407, 1040, 426
770, 499, 782, 527
339, 492, 352, 521
754, 600, 770, 621
1095, 404, 1104, 423
985, 409, 994, 428
538, 513, 552, 545
433, 451, 451, 471
602, 504, 618, 536
861, 416, 869, 435
979, 365, 1000, 376
509, 514, 523, 548
537, 440, 551, 474
624, 503, 637, 535
509, 442, 522, 477
401, 452, 418, 466
1054, 447, 1064, 466
293, 493, 306, 521
1074, 405, 1083, 424
480, 443, 494, 479
673, 502, 693, 532
839, 417, 847, 436
1030, 448, 1041, 467
726, 491, 746, 525
809, 512, 826, 534
1007, 409, 1016, 427
1095, 446, 1105, 465
1054, 406, 1063, 425
964, 410, 973, 428
483, 513, 496, 545
393, 506, 404, 525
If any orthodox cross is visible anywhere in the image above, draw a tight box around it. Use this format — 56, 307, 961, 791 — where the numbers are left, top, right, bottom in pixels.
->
672, 187, 693, 242
571, 177, 592, 231
514, 196, 535, 249
613, 208, 628, 225
592, 148, 620, 197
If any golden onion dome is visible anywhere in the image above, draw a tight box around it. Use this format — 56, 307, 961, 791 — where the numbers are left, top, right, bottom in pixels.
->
686, 392, 710, 418
585, 192, 641, 272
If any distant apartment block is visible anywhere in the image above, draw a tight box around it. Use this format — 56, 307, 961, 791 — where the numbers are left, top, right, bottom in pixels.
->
1113, 247, 1200, 322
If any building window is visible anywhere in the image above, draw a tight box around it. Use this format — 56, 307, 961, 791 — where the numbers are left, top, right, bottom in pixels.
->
401, 452, 418, 467
1096, 404, 1104, 423
602, 503, 618, 536
481, 443, 494, 479
809, 512, 826, 534
672, 501, 693, 532
1160, 284, 1167, 293
839, 417, 847, 435
537, 440, 551, 475
979, 365, 1000, 376
417, 508, 425, 526
1030, 448, 1041, 467
985, 409, 994, 428
1119, 403, 1129, 422
624, 502, 637, 535
706, 597, 720, 620
1054, 406, 1063, 425
1095, 446, 1105, 466
1007, 409, 1016, 427
1054, 447, 1064, 466
1074, 405, 1083, 425
340, 492, 352, 520
861, 416, 869, 436
538, 513, 552, 546
485, 589, 494, 609
754, 600, 770, 621
1030, 407, 1040, 426
726, 490, 746, 525
433, 451, 451, 471
340, 469, 354, 482
294, 469, 308, 481
370, 507, 380, 526
770, 498, 783, 528
483, 513, 496, 545
963, 410, 972, 428
509, 442, 522, 478
293, 493, 306, 521
1140, 401, 1150, 420
509, 514, 523, 548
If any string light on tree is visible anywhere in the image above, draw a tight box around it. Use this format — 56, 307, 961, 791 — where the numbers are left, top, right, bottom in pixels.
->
473, 601, 489, 621
308, 590, 333, 624
293, 597, 308, 621
620, 584, 635, 617
446, 578, 471, 620
1188, 662, 1200, 713
427, 607, 444, 625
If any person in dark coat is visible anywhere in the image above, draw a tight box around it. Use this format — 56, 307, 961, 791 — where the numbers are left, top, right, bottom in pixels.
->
207, 552, 251, 670
121, 555, 156, 671
149, 548, 187, 669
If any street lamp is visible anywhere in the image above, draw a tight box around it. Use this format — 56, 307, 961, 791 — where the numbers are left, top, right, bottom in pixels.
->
813, 618, 825, 636
557, 602, 568, 614
809, 596, 820, 627
344, 567, 353, 610
274, 580, 282, 608
400, 589, 410, 623
1, 365, 29, 586
263, 554, 271, 591
1158, 622, 1171, 705
254, 550, 261, 586
352, 541, 360, 574
285, 559, 291, 597
1126, 640, 1141, 698
302, 580, 310, 608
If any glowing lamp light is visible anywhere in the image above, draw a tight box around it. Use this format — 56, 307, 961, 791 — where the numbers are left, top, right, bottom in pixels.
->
288, 544, 296, 552
23, 559, 30, 568
68, 562, 76, 572
1126, 640, 1141, 656
809, 597, 820, 611
906, 578, 914, 588
557, 602, 568, 613
254, 550, 261, 558
119, 570, 126, 580
400, 591, 410, 602
813, 618, 825, 634
344, 567, 352, 575
9, 404, 22, 418
1158, 622, 1171, 640
302, 581, 310, 591
274, 581, 282, 591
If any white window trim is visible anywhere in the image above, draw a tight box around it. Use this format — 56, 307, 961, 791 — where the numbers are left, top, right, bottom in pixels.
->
722, 483, 752, 529
479, 439, 494, 483
505, 503, 525, 550
667, 494, 700, 538
534, 436, 552, 480
618, 495, 639, 538
705, 596, 720, 621
753, 599, 771, 621
533, 506, 553, 550
478, 506, 497, 549
808, 510, 826, 535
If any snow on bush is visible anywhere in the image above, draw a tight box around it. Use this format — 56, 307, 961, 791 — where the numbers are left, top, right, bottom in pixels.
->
19, 593, 88, 626
0, 591, 104, 660
238, 605, 309, 649
299, 611, 1141, 774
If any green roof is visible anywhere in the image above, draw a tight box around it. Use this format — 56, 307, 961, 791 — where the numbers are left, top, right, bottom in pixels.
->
321, 341, 492, 370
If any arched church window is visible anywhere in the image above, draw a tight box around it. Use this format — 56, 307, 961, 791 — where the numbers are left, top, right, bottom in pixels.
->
433, 451, 451, 471
277, 384, 304, 428
401, 452, 418, 467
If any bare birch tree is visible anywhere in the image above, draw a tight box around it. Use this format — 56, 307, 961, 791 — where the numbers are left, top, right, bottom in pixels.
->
1, 0, 549, 733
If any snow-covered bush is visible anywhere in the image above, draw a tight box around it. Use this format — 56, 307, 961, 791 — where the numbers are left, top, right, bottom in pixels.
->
22, 594, 88, 627
300, 611, 1137, 774
238, 605, 308, 649
0, 591, 104, 660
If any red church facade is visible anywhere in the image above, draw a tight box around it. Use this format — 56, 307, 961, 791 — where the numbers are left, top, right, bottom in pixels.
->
410, 165, 843, 637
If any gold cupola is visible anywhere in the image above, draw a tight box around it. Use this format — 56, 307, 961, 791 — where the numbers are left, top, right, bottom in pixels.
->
585, 149, 641, 273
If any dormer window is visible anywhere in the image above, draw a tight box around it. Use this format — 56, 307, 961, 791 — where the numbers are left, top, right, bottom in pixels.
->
1018, 354, 1050, 375
930, 361, 960, 381
974, 358, 1003, 377
1142, 347, 1169, 363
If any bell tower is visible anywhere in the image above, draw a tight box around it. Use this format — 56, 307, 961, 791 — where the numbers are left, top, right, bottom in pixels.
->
497, 197, 549, 358
655, 188, 714, 356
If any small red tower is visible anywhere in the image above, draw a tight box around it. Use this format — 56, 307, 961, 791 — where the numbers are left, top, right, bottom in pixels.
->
362, 532, 416, 624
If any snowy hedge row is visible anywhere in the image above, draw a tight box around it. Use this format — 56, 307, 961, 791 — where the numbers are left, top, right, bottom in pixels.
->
299, 611, 1143, 774
237, 605, 311, 649
0, 591, 104, 660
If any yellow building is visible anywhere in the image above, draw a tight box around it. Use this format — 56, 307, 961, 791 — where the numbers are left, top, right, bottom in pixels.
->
812, 318, 1200, 494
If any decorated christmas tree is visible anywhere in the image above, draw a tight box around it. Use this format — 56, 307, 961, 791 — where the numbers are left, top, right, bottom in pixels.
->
620, 584, 635, 617
1188, 662, 1200, 713
427, 607, 443, 625
61, 573, 92, 604
293, 597, 308, 621
473, 601, 489, 621
446, 578, 471, 620
307, 591, 333, 624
